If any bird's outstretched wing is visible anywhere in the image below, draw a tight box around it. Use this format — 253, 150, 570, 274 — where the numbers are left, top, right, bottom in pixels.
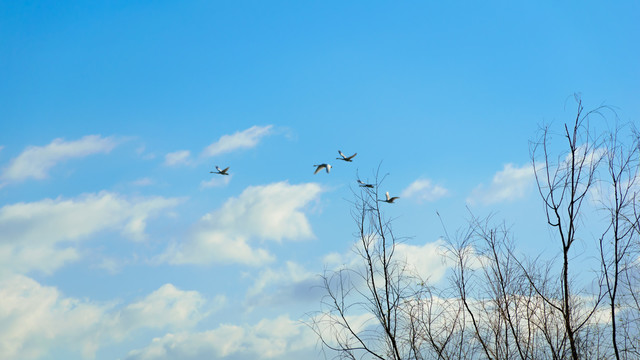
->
337, 150, 357, 161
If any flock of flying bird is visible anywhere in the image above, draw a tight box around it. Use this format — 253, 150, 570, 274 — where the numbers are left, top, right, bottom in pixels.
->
210, 150, 399, 203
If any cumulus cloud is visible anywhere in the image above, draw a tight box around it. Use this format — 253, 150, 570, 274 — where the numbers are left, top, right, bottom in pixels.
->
125, 315, 316, 360
164, 150, 192, 166
0, 192, 183, 274
113, 284, 222, 337
162, 181, 322, 267
201, 125, 273, 158
1, 135, 117, 183
401, 178, 448, 202
0, 275, 221, 360
467, 163, 535, 205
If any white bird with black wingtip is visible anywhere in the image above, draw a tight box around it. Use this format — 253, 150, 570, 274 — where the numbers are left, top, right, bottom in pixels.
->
313, 163, 332, 174
336, 150, 357, 162
357, 179, 374, 188
210, 166, 230, 175
380, 191, 399, 203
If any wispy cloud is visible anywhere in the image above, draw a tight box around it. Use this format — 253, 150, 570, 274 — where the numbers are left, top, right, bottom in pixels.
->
136, 145, 156, 160
201, 125, 273, 158
162, 181, 322, 267
163, 125, 273, 177
467, 163, 534, 205
200, 174, 232, 188
1, 135, 117, 183
401, 178, 448, 202
0, 192, 183, 274
164, 150, 192, 166
131, 177, 154, 187
93, 256, 126, 274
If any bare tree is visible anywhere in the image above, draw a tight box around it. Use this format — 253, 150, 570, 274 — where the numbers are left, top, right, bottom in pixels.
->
529, 99, 609, 360
310, 172, 421, 360
311, 98, 640, 360
598, 122, 640, 360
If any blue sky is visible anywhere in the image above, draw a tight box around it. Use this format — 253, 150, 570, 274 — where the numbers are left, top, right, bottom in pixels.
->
1, 1, 639, 359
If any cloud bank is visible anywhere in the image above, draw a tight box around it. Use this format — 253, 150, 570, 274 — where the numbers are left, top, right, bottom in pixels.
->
0, 275, 222, 360
125, 315, 316, 360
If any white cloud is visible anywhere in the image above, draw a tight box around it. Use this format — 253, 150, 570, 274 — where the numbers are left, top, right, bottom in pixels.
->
404, 241, 485, 283
201, 125, 273, 158
136, 145, 156, 160
132, 177, 154, 186
113, 284, 223, 338
125, 315, 316, 360
163, 231, 275, 267
0, 192, 183, 274
162, 181, 322, 267
1, 135, 117, 182
394, 240, 452, 282
200, 174, 231, 188
324, 239, 452, 284
561, 144, 605, 171
401, 178, 448, 202
307, 311, 377, 355
0, 274, 105, 359
164, 150, 192, 166
94, 256, 124, 274
0, 275, 221, 360
467, 163, 534, 205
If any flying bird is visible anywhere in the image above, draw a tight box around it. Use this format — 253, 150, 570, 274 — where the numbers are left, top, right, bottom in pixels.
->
357, 179, 374, 188
379, 191, 399, 203
210, 166, 230, 175
336, 150, 357, 162
314, 164, 332, 174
